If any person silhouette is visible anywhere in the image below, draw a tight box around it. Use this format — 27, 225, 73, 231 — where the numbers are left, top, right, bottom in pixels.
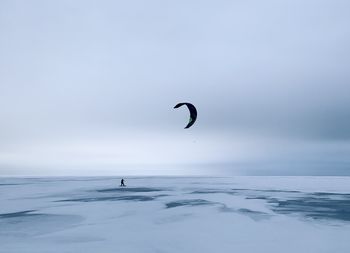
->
120, 178, 125, 187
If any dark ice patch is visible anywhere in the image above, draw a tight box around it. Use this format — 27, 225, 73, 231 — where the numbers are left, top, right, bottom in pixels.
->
270, 196, 350, 222
229, 189, 350, 222
237, 208, 272, 220
232, 188, 301, 194
245, 196, 270, 200
97, 187, 164, 193
0, 210, 39, 219
238, 208, 269, 215
56, 195, 156, 202
257, 189, 301, 193
0, 210, 83, 237
219, 205, 271, 221
311, 192, 350, 197
165, 199, 215, 209
191, 188, 301, 196
190, 189, 237, 195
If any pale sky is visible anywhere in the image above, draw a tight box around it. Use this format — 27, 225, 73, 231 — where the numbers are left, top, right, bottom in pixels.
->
1, 0, 350, 176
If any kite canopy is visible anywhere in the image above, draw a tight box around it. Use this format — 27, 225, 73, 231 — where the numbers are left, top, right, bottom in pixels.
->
174, 102, 197, 129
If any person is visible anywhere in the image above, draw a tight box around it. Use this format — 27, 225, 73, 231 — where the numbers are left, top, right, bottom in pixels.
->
120, 178, 125, 187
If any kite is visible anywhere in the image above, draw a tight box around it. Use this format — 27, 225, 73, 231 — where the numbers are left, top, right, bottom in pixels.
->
174, 102, 197, 129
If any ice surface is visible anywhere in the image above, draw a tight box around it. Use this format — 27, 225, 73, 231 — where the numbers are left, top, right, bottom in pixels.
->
0, 176, 350, 253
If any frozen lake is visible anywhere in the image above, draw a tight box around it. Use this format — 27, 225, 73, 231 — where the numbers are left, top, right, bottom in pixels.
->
1, 176, 350, 253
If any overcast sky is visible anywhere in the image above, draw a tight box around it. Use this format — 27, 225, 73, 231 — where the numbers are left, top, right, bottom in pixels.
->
1, 0, 350, 176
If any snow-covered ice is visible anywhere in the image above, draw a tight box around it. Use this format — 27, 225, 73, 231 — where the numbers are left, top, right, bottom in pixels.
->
0, 176, 349, 253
